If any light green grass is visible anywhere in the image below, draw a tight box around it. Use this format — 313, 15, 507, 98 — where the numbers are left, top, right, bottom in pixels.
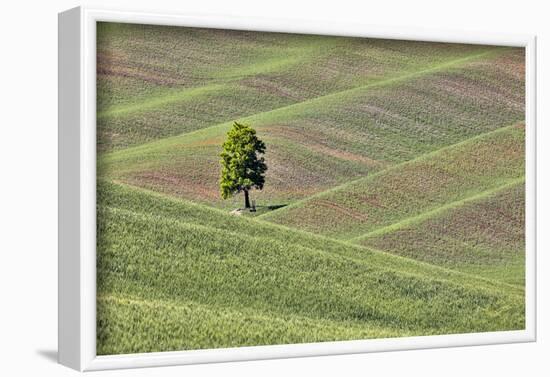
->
97, 181, 524, 354
98, 83, 227, 119
97, 294, 410, 355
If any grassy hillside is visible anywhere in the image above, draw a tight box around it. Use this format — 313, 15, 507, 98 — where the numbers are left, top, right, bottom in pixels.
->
98, 22, 508, 152
98, 48, 524, 208
95, 24, 526, 355
260, 125, 525, 239
355, 181, 525, 285
97, 181, 524, 355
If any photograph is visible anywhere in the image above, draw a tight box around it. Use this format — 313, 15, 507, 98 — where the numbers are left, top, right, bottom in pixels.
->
95, 21, 526, 355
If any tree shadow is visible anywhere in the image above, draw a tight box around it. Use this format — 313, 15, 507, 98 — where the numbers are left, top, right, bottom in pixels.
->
266, 204, 288, 211
36, 349, 57, 363
234, 203, 288, 215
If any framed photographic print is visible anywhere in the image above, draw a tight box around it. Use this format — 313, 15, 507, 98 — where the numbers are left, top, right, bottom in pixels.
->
58, 6, 536, 371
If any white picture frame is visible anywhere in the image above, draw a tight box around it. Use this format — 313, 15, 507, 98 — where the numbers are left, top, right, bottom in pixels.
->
58, 6, 537, 371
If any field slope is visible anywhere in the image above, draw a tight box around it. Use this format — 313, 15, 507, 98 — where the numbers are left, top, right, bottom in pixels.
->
98, 48, 524, 208
260, 125, 524, 239
355, 181, 525, 285
97, 181, 524, 355
98, 23, 514, 152
96, 26, 526, 355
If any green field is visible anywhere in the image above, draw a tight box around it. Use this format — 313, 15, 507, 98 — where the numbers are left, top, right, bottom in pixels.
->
97, 181, 523, 354
96, 23, 526, 355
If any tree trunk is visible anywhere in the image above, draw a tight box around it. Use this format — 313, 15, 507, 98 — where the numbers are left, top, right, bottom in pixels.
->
244, 189, 251, 209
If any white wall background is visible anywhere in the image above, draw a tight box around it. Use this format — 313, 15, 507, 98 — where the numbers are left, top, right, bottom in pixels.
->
0, 0, 548, 375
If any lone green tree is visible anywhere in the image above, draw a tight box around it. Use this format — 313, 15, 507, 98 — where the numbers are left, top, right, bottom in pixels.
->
220, 122, 267, 209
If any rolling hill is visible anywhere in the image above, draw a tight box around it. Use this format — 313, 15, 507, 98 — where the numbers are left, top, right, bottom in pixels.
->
260, 125, 525, 239
95, 24, 526, 356
355, 181, 525, 285
98, 46, 524, 208
97, 22, 510, 152
97, 181, 524, 355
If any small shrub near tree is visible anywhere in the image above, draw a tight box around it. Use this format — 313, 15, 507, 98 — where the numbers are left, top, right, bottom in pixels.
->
220, 122, 267, 209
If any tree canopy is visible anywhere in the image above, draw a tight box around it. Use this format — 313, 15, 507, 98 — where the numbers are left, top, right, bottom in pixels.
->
219, 122, 267, 208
